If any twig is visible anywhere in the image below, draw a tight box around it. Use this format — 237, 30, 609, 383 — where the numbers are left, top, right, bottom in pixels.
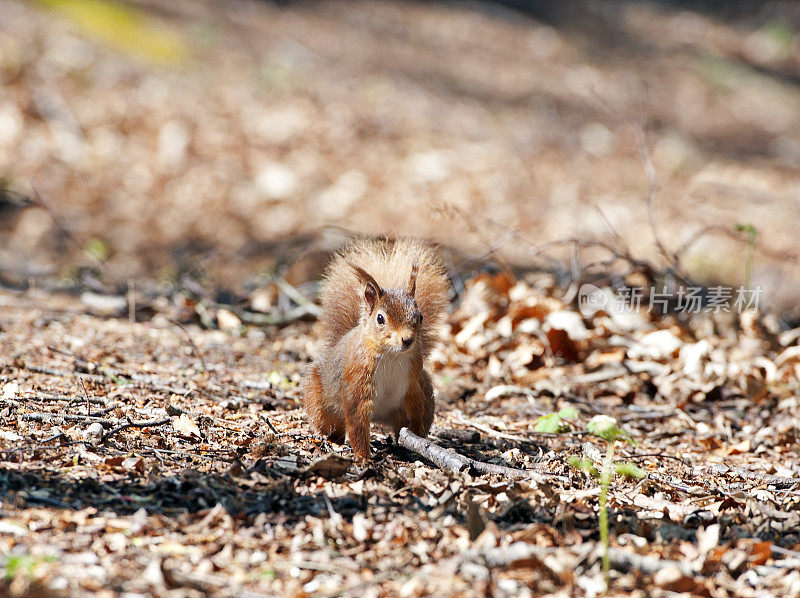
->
634, 126, 675, 271
168, 319, 209, 374
237, 304, 319, 326
475, 228, 518, 262
607, 547, 695, 577
622, 452, 687, 465
101, 417, 171, 442
710, 464, 800, 490
166, 404, 244, 429
398, 427, 541, 480
22, 364, 106, 382
139, 448, 236, 463
0, 441, 79, 456
19, 413, 115, 426
21, 359, 192, 395
260, 414, 280, 435
274, 276, 321, 314
77, 377, 92, 416
398, 427, 470, 474
592, 202, 631, 256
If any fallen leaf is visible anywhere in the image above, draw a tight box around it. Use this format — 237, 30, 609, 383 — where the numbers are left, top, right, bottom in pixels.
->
2, 382, 19, 400
303, 453, 352, 478
216, 308, 242, 333
173, 413, 202, 439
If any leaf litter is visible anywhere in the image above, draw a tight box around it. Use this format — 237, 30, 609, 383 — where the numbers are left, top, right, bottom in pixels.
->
0, 265, 799, 597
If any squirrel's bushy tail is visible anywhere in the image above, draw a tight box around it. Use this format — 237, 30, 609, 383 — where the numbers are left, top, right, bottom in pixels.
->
318, 237, 449, 357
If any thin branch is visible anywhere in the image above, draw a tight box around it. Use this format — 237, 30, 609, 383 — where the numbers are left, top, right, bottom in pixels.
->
19, 413, 116, 426
632, 124, 682, 277
237, 304, 320, 326
101, 417, 171, 442
22, 364, 106, 382
608, 547, 695, 577
30, 182, 106, 272
168, 319, 209, 374
711, 464, 800, 490
274, 276, 321, 315
398, 427, 551, 480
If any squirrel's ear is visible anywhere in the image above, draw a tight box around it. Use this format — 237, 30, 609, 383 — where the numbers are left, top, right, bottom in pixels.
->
407, 261, 419, 297
348, 262, 383, 313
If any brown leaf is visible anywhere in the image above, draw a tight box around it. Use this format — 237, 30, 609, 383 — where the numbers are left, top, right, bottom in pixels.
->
303, 453, 352, 479
466, 501, 486, 541
749, 541, 772, 567
172, 414, 202, 439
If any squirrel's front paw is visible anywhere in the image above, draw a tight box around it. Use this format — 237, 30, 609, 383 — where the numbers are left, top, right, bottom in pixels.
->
352, 446, 371, 462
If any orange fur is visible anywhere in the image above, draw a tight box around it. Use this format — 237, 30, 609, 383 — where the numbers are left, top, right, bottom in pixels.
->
303, 237, 449, 460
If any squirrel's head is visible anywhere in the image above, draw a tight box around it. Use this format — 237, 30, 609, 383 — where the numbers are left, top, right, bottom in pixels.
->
349, 261, 422, 354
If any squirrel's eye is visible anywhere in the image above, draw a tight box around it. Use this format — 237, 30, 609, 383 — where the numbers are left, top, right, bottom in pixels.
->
418, 314, 423, 324
377, 313, 385, 325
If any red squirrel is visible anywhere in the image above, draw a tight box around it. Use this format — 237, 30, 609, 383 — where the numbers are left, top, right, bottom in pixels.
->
303, 238, 449, 460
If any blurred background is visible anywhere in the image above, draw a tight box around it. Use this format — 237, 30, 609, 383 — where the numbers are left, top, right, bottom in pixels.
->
1, 0, 799, 321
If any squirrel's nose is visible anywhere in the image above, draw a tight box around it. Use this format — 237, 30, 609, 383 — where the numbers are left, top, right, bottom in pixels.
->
401, 335, 414, 350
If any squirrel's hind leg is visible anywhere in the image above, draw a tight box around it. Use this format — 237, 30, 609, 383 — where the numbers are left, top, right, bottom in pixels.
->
303, 364, 345, 441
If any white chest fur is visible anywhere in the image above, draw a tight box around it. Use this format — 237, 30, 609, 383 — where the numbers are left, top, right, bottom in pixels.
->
371, 352, 411, 423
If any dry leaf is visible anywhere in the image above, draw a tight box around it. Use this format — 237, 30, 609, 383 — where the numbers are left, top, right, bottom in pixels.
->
173, 413, 202, 439
304, 453, 352, 478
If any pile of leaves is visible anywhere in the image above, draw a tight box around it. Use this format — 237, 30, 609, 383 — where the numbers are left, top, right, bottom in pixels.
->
1, 266, 798, 596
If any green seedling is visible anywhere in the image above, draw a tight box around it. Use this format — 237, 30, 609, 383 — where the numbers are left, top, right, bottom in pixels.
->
568, 457, 645, 481
586, 415, 637, 592
534, 406, 577, 433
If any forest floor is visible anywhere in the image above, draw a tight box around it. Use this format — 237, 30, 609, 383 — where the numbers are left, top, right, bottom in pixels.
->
1, 272, 799, 596
2, 0, 800, 596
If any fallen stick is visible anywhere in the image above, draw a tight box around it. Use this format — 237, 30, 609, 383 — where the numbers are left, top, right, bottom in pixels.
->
19, 413, 116, 427
102, 417, 171, 442
711, 464, 800, 490
607, 548, 695, 577
398, 427, 470, 474
23, 365, 106, 382
20, 362, 190, 394
398, 427, 537, 479
237, 304, 319, 326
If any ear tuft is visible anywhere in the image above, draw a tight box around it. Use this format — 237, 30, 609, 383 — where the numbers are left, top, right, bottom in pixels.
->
407, 260, 419, 297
